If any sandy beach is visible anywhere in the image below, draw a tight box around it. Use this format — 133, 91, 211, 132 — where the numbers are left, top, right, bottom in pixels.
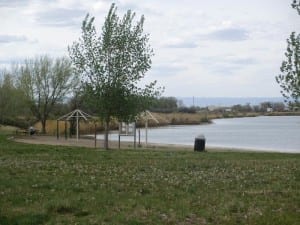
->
13, 135, 194, 151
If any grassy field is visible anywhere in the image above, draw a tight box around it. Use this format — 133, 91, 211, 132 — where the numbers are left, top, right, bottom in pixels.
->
0, 135, 299, 225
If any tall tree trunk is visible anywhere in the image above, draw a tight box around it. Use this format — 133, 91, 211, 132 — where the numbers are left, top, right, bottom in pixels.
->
104, 119, 110, 150
41, 119, 47, 134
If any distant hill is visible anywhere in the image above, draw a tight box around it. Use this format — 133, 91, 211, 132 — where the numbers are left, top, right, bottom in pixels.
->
177, 97, 284, 107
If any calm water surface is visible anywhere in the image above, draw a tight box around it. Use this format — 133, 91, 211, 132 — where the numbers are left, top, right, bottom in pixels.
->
101, 116, 300, 153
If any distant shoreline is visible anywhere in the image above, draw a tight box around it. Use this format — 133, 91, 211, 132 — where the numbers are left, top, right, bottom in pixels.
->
176, 96, 284, 107
141, 111, 300, 128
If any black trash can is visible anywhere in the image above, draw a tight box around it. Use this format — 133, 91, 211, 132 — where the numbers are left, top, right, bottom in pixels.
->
194, 135, 205, 151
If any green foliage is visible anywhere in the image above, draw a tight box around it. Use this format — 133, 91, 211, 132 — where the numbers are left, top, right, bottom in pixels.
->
150, 97, 178, 113
276, 32, 300, 105
0, 71, 29, 124
0, 137, 299, 224
292, 0, 300, 14
178, 106, 198, 113
276, 2, 300, 105
16, 55, 79, 133
69, 4, 162, 148
0, 117, 35, 129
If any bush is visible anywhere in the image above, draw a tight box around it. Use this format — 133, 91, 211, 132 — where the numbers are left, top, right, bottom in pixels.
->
0, 117, 36, 129
178, 106, 197, 113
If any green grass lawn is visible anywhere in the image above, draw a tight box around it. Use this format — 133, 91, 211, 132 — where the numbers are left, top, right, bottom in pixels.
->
0, 135, 299, 225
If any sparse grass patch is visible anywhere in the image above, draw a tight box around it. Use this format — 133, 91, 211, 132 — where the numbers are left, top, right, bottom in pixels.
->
0, 134, 299, 224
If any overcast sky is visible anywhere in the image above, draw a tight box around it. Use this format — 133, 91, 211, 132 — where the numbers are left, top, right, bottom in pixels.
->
0, 0, 299, 97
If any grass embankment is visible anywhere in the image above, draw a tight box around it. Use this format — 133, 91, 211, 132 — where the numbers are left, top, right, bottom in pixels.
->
265, 111, 300, 116
0, 135, 299, 225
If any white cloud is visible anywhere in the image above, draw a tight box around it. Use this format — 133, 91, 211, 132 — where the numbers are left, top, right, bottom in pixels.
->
162, 38, 198, 49
204, 27, 249, 42
0, 0, 299, 98
34, 8, 86, 27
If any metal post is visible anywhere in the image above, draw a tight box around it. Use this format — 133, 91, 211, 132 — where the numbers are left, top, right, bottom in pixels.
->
134, 123, 136, 149
145, 120, 148, 147
76, 112, 79, 141
56, 120, 59, 140
94, 123, 96, 148
64, 121, 67, 140
138, 129, 141, 147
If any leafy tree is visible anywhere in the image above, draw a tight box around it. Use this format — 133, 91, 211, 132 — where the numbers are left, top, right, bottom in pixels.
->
292, 0, 300, 14
69, 4, 162, 149
272, 102, 285, 112
0, 72, 16, 123
276, 1, 300, 105
232, 104, 252, 113
0, 70, 29, 125
150, 97, 178, 113
178, 106, 199, 114
260, 102, 273, 112
17, 56, 78, 133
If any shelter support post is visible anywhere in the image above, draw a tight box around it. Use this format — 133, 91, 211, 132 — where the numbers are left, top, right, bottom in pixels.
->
145, 120, 148, 147
138, 129, 141, 147
134, 125, 136, 149
94, 123, 97, 148
56, 120, 59, 140
76, 112, 79, 141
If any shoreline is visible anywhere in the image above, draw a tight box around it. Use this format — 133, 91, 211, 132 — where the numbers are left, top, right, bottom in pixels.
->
12, 135, 299, 154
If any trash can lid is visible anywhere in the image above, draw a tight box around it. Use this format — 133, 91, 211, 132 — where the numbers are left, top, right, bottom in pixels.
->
196, 134, 205, 139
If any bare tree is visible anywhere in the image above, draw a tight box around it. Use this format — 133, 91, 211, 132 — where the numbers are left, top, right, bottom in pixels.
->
17, 55, 79, 133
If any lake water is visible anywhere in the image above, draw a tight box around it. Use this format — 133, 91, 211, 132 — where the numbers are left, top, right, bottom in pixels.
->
99, 116, 300, 153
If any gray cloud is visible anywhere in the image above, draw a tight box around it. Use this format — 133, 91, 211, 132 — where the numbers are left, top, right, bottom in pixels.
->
164, 41, 198, 49
35, 8, 86, 27
151, 64, 187, 76
0, 34, 29, 43
115, 1, 161, 16
117, 1, 139, 12
210, 64, 241, 76
0, 0, 29, 7
200, 55, 258, 65
0, 56, 26, 69
199, 55, 258, 75
231, 58, 257, 65
205, 27, 249, 42
0, 58, 19, 65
